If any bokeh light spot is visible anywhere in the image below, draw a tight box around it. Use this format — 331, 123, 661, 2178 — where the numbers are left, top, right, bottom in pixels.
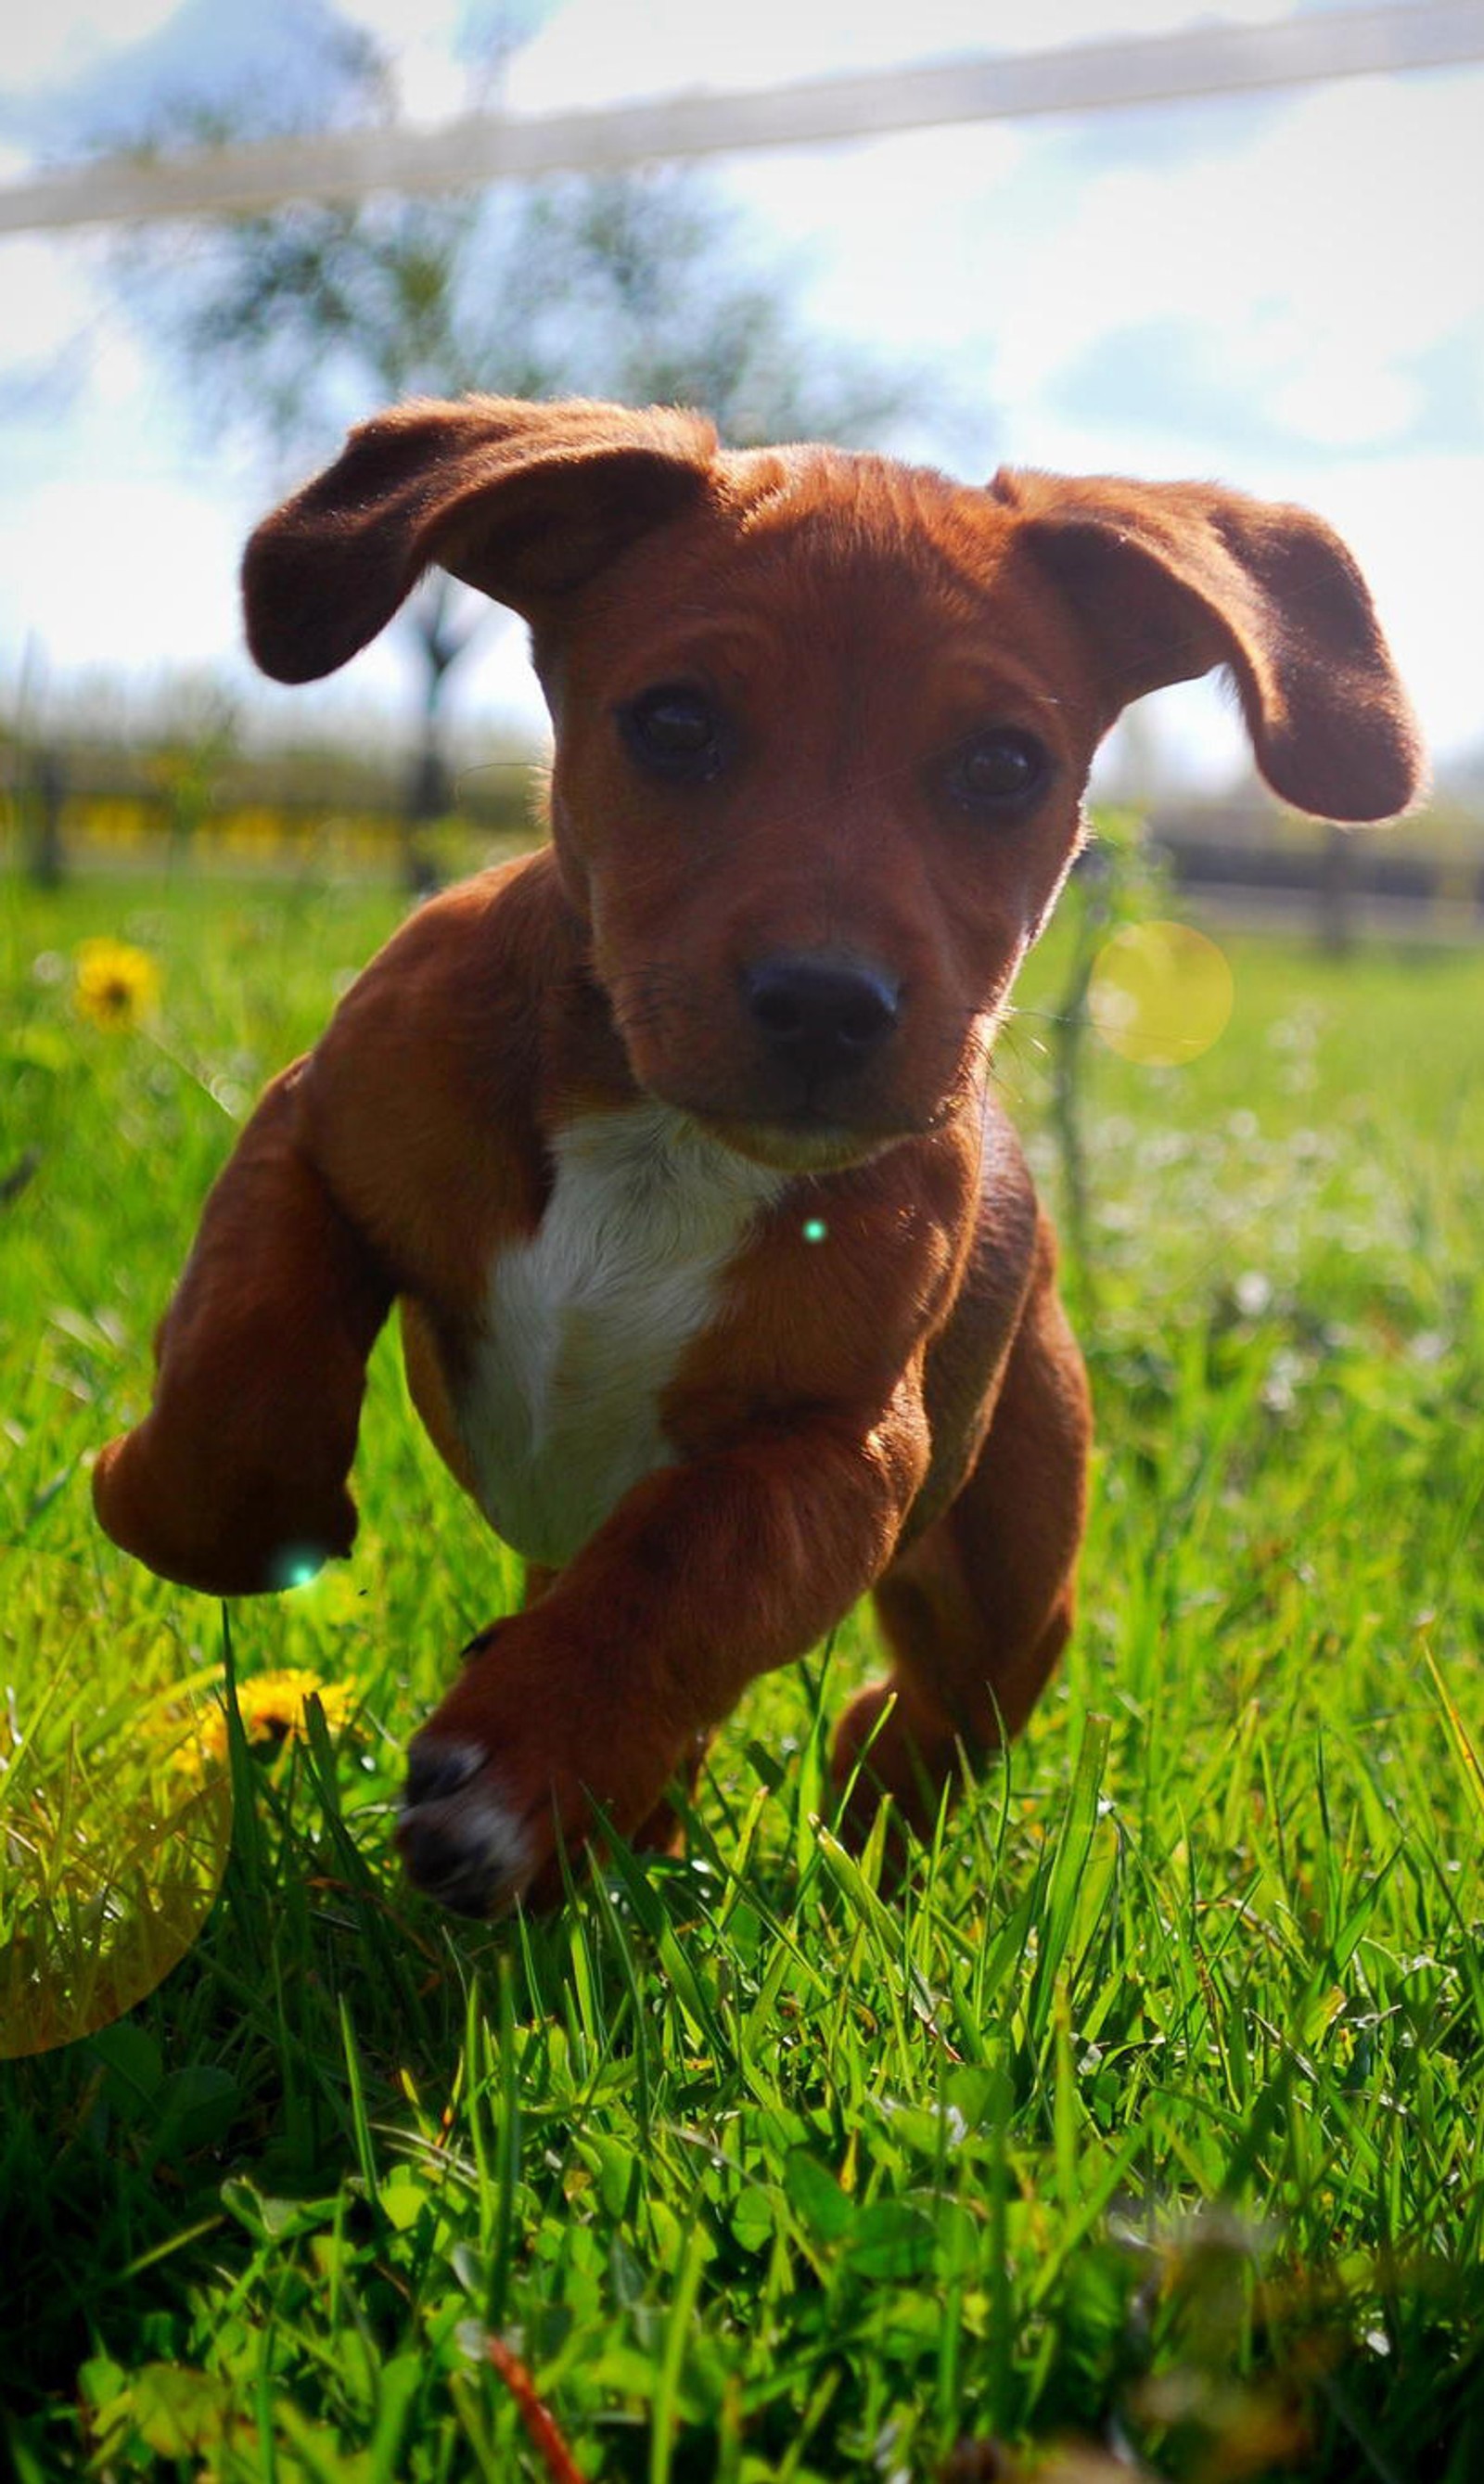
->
1, 1555, 232, 2061
801, 1217, 827, 1244
268, 1541, 330, 1594
1088, 920, 1235, 1067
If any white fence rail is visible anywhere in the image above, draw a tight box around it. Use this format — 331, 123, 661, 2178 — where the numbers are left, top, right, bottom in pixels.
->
2, 2, 1481, 236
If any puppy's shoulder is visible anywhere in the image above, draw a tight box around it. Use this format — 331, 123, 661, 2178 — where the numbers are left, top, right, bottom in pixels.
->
297, 848, 572, 1300
331, 846, 569, 1028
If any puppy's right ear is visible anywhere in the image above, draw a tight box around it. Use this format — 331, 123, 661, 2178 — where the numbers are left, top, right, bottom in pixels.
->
242, 395, 717, 684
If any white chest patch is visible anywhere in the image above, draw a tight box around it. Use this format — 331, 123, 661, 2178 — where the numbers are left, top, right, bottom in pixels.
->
461, 1102, 785, 1569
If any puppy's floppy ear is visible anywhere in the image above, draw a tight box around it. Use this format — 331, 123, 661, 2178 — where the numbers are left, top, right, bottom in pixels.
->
243, 394, 718, 685
994, 468, 1426, 821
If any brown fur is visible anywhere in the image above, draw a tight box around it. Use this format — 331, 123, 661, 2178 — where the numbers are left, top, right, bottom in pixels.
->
95, 397, 1424, 1912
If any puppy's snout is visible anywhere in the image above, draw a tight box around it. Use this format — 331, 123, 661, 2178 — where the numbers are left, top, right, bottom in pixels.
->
744, 954, 901, 1082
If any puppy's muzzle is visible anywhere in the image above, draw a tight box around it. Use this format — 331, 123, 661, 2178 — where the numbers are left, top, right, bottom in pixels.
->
743, 954, 901, 1087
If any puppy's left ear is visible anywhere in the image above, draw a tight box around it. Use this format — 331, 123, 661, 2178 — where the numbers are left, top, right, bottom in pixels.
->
996, 469, 1426, 821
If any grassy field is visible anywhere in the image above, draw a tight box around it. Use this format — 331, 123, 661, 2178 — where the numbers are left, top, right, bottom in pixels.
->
2, 850, 1481, 2481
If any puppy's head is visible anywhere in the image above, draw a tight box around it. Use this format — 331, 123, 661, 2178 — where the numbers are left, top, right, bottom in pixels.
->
245, 396, 1425, 1170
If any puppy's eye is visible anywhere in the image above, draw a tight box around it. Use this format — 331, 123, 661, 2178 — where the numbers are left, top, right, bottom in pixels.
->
946, 727, 1049, 814
619, 684, 726, 781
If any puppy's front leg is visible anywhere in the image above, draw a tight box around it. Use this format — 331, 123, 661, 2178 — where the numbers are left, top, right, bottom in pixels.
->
95, 1066, 393, 1595
397, 1398, 928, 1914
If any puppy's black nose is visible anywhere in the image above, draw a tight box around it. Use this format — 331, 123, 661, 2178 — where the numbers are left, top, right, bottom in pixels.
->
744, 955, 901, 1082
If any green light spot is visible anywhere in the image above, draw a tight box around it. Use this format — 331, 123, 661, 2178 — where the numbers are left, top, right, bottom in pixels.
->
802, 1217, 827, 1244
270, 1543, 328, 1593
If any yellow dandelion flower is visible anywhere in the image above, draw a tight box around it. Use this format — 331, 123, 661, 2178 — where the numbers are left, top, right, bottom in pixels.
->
195, 1669, 357, 1768
73, 938, 161, 1031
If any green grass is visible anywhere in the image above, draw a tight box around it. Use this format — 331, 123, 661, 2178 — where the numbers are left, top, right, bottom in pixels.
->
2, 852, 1482, 2480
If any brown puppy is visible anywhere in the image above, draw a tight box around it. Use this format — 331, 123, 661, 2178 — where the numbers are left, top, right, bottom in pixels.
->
94, 399, 1423, 1914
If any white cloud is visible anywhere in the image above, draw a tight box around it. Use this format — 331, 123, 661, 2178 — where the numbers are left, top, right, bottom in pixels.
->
2, 1, 183, 97
0, 477, 243, 676
507, 0, 1308, 110
0, 237, 100, 365
913, 70, 1484, 440
339, 0, 471, 122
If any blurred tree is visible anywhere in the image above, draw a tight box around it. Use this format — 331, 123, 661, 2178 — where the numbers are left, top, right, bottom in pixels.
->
104, 2, 916, 883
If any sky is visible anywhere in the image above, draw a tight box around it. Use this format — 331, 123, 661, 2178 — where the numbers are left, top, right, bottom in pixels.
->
1, 0, 1481, 794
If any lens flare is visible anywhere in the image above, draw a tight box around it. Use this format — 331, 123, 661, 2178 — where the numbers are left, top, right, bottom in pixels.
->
0, 1556, 232, 2060
1088, 921, 1235, 1067
1, 1555, 357, 2058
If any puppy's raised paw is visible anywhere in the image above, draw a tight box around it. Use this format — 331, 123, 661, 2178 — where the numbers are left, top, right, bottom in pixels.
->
396, 1735, 539, 1917
396, 1614, 707, 1914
